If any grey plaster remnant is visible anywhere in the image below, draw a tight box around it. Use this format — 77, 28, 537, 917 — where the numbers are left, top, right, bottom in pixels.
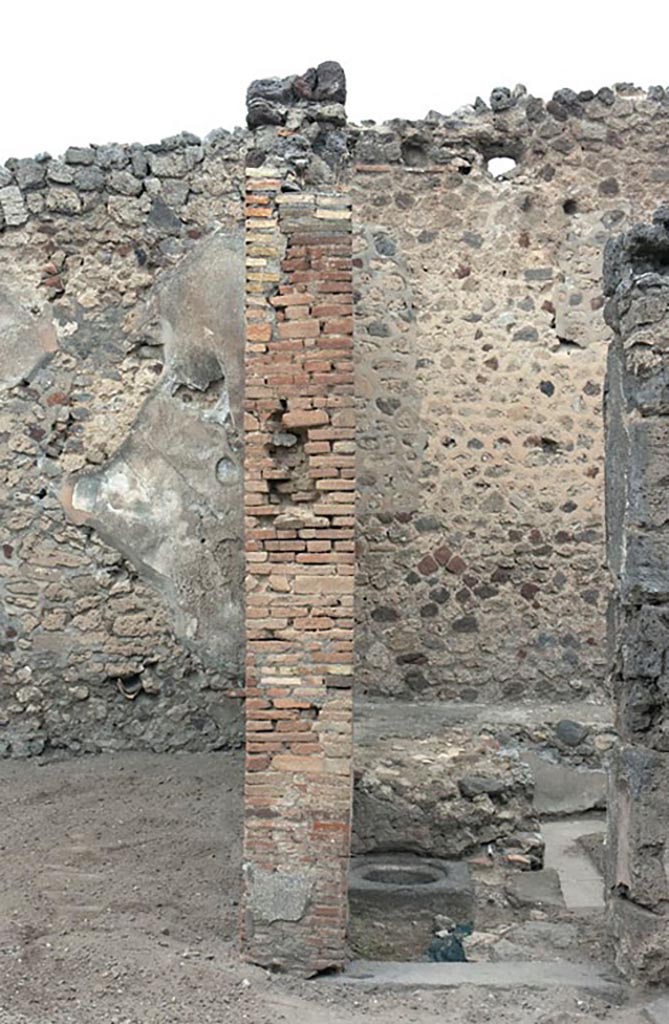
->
244, 864, 313, 923
353, 700, 613, 745
604, 213, 669, 602
61, 230, 245, 675
0, 286, 58, 388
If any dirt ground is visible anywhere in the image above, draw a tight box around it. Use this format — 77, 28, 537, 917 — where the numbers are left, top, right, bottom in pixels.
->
0, 751, 661, 1023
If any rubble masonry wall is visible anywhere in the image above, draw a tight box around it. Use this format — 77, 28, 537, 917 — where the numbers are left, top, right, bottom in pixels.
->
3, 73, 669, 753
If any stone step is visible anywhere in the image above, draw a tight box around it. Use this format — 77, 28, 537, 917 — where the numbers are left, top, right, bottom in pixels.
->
542, 817, 607, 909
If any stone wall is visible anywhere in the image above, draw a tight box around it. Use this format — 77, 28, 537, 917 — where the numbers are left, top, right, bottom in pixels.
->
0, 131, 247, 755
352, 89, 669, 702
4, 68, 669, 753
241, 165, 354, 973
604, 208, 669, 984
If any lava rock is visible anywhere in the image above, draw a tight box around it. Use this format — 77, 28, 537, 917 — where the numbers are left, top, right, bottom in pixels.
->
458, 775, 507, 798
312, 61, 346, 104
246, 75, 296, 106
490, 87, 514, 112
427, 923, 472, 962
15, 159, 46, 191
247, 98, 287, 129
246, 62, 346, 130
148, 197, 181, 235
554, 719, 590, 747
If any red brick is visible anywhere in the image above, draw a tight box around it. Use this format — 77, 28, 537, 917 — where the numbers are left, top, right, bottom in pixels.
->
270, 292, 315, 307
282, 408, 329, 429
417, 554, 439, 575
247, 323, 272, 342
277, 320, 320, 340
434, 544, 453, 566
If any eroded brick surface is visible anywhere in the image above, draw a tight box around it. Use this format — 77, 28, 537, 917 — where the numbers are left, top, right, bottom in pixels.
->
241, 168, 354, 974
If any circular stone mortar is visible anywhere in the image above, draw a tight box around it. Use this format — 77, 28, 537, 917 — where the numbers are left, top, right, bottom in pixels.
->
348, 853, 474, 961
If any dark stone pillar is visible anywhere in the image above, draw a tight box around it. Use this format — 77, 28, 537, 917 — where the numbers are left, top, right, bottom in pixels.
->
604, 206, 669, 983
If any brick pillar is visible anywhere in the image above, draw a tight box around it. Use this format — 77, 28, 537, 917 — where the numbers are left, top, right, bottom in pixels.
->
604, 207, 669, 984
241, 166, 355, 974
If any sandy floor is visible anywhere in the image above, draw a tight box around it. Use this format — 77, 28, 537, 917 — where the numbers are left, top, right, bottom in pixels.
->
0, 751, 660, 1023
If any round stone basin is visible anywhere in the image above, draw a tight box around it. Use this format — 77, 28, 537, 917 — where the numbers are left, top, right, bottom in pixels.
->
349, 854, 474, 960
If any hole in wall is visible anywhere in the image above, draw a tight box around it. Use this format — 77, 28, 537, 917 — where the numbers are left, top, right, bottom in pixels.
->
401, 141, 429, 168
487, 157, 517, 178
563, 198, 579, 215
215, 456, 239, 485
114, 674, 143, 700
310, 965, 338, 978
554, 337, 584, 353
265, 415, 316, 506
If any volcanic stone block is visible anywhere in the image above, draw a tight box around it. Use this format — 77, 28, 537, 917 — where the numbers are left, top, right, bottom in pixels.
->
607, 745, 669, 911
605, 408, 669, 601
607, 746, 669, 979
602, 207, 669, 983
608, 895, 669, 986
611, 604, 669, 749
246, 61, 346, 129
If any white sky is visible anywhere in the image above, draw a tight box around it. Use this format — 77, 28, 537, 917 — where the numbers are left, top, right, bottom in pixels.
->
3, 0, 669, 162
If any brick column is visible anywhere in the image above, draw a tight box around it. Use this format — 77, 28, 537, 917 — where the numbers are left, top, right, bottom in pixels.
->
604, 207, 669, 984
241, 166, 355, 974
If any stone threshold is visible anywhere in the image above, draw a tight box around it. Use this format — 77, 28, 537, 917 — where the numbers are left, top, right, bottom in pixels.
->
327, 959, 623, 995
